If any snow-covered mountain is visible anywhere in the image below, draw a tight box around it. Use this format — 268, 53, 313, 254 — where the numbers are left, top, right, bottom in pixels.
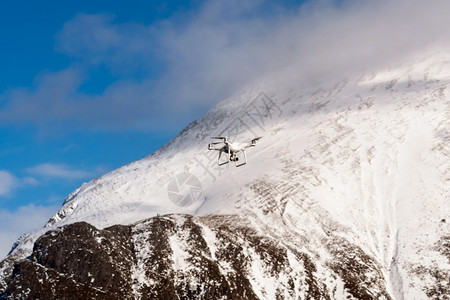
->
1, 52, 449, 299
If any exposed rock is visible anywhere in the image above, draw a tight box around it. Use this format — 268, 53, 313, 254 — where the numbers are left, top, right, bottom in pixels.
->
1, 214, 391, 299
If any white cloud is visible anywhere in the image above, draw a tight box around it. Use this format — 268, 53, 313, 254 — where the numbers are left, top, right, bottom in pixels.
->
0, 171, 42, 197
0, 204, 58, 259
26, 163, 93, 180
0, 170, 17, 196
1, 0, 450, 133
22, 176, 40, 186
55, 13, 154, 73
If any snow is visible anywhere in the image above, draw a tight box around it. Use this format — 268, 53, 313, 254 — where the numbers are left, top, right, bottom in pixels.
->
130, 220, 153, 299
198, 223, 218, 261
3, 51, 450, 299
246, 247, 277, 300
169, 220, 191, 273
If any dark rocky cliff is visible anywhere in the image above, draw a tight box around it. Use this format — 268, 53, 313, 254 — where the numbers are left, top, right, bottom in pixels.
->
0, 214, 392, 299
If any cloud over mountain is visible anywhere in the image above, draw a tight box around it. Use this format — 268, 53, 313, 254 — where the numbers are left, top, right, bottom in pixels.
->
1, 0, 449, 134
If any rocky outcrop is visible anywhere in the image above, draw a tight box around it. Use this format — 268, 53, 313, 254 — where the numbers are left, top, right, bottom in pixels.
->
1, 214, 391, 299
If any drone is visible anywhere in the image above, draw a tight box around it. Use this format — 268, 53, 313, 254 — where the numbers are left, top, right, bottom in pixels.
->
208, 136, 262, 167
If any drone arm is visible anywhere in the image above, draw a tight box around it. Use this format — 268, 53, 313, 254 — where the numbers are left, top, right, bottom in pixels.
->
239, 143, 254, 151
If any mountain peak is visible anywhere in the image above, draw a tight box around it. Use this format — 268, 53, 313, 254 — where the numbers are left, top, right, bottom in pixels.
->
2, 52, 450, 299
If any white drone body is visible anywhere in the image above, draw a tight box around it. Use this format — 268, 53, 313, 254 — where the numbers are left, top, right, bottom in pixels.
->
208, 136, 262, 167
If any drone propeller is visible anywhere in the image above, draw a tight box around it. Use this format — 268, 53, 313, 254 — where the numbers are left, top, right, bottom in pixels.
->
212, 136, 228, 142
209, 141, 223, 145
251, 136, 262, 144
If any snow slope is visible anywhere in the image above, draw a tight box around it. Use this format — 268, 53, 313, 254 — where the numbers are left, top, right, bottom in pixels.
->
2, 52, 450, 299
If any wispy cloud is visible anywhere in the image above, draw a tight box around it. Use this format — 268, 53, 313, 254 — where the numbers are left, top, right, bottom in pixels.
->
0, 67, 84, 128
0, 204, 58, 259
0, 170, 17, 196
26, 163, 93, 180
22, 176, 40, 186
0, 171, 42, 198
55, 13, 155, 73
1, 0, 450, 134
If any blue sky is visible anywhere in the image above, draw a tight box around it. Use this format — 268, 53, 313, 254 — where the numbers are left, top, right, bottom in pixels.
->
0, 1, 200, 257
1, 0, 448, 258
0, 0, 310, 258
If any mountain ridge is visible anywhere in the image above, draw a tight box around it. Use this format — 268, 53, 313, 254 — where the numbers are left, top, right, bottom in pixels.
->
1, 51, 449, 299
2, 214, 392, 299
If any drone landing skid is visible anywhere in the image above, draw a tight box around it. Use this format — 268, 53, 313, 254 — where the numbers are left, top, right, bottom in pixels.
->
218, 160, 229, 166
235, 150, 247, 167
218, 149, 230, 166
217, 149, 247, 167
